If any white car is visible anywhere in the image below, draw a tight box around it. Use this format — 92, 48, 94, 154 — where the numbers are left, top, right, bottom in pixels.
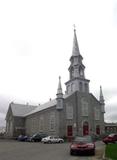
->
41, 136, 64, 143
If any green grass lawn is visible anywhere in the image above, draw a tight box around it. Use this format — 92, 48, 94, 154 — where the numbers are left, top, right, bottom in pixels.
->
105, 144, 117, 160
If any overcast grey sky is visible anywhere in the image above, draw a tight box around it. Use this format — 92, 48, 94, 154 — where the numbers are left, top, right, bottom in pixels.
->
0, 0, 117, 126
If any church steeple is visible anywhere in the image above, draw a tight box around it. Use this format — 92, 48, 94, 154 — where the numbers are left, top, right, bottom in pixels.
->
56, 76, 63, 110
72, 27, 80, 56
57, 76, 63, 95
99, 86, 105, 113
65, 27, 90, 94
99, 86, 104, 104
69, 27, 85, 80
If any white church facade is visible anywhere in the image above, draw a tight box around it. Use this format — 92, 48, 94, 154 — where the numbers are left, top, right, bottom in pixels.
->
5, 28, 105, 138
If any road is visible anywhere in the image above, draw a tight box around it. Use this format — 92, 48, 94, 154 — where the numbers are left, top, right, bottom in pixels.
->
0, 140, 105, 160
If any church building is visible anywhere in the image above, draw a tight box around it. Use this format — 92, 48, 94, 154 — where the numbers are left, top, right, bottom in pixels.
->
5, 28, 105, 138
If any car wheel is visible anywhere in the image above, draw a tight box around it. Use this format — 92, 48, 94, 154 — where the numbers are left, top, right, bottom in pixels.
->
91, 150, 95, 155
70, 151, 74, 155
59, 140, 63, 143
48, 141, 51, 144
31, 139, 34, 142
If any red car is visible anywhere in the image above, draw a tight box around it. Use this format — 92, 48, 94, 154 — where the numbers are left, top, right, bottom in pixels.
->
103, 133, 117, 144
70, 136, 95, 155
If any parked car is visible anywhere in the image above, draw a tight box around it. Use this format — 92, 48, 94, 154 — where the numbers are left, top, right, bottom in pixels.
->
70, 136, 95, 155
29, 133, 48, 142
17, 135, 28, 141
41, 136, 64, 143
102, 133, 117, 144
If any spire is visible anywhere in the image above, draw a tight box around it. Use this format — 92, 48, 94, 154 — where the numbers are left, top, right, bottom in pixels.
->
72, 25, 80, 56
99, 86, 104, 104
56, 76, 63, 110
57, 76, 63, 94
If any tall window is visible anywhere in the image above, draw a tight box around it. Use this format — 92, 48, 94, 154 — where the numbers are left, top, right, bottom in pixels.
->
81, 98, 88, 116
67, 85, 70, 94
79, 82, 83, 92
49, 112, 55, 131
71, 83, 75, 92
71, 69, 74, 79
95, 108, 100, 120
39, 116, 44, 131
66, 104, 73, 119
79, 67, 83, 76
85, 83, 88, 92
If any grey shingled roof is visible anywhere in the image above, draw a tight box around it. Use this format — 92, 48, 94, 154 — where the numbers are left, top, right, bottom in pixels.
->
24, 99, 57, 116
10, 94, 71, 117
11, 103, 38, 117
24, 94, 72, 116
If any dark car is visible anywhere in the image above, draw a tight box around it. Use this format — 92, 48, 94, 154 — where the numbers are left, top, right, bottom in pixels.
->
102, 133, 117, 144
70, 136, 95, 155
17, 135, 28, 141
29, 133, 48, 142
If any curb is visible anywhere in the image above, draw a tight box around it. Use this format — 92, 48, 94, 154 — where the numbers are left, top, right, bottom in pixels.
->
102, 148, 107, 160
102, 149, 112, 160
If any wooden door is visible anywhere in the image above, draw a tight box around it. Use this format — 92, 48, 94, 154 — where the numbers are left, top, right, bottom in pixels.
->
67, 125, 73, 136
83, 122, 89, 136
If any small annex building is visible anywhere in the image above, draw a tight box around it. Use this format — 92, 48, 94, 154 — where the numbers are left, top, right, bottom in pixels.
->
5, 28, 105, 138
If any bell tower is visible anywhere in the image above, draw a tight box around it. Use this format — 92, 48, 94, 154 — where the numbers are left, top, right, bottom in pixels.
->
65, 27, 90, 94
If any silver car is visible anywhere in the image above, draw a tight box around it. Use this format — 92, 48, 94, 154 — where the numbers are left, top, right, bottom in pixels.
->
41, 136, 64, 143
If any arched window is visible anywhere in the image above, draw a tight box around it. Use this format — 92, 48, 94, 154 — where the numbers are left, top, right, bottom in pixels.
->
49, 113, 55, 131
79, 67, 83, 77
70, 67, 74, 79
81, 98, 88, 116
79, 82, 83, 92
85, 83, 88, 92
71, 83, 75, 92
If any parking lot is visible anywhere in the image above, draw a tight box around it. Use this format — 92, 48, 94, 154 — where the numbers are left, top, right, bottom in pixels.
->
0, 139, 105, 160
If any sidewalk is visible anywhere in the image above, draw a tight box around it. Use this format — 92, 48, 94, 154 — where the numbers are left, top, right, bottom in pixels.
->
95, 141, 106, 160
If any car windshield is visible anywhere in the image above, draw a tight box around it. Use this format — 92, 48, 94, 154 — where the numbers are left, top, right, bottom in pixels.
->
32, 134, 39, 137
73, 136, 92, 143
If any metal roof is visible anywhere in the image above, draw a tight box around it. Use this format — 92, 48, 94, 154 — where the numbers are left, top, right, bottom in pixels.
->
11, 103, 37, 117
24, 99, 57, 116
10, 94, 72, 117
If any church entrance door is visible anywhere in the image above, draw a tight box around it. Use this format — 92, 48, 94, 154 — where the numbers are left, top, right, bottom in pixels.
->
83, 121, 89, 136
96, 125, 100, 135
67, 125, 73, 137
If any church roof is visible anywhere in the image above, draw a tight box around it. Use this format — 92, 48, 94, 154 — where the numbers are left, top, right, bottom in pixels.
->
24, 99, 57, 116
8, 91, 97, 118
10, 103, 37, 117
9, 93, 71, 117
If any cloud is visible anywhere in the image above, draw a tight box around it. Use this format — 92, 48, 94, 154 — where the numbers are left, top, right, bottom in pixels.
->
104, 88, 117, 101
0, 95, 11, 113
11, 40, 32, 56
105, 112, 117, 123
0, 113, 6, 126
105, 104, 117, 122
